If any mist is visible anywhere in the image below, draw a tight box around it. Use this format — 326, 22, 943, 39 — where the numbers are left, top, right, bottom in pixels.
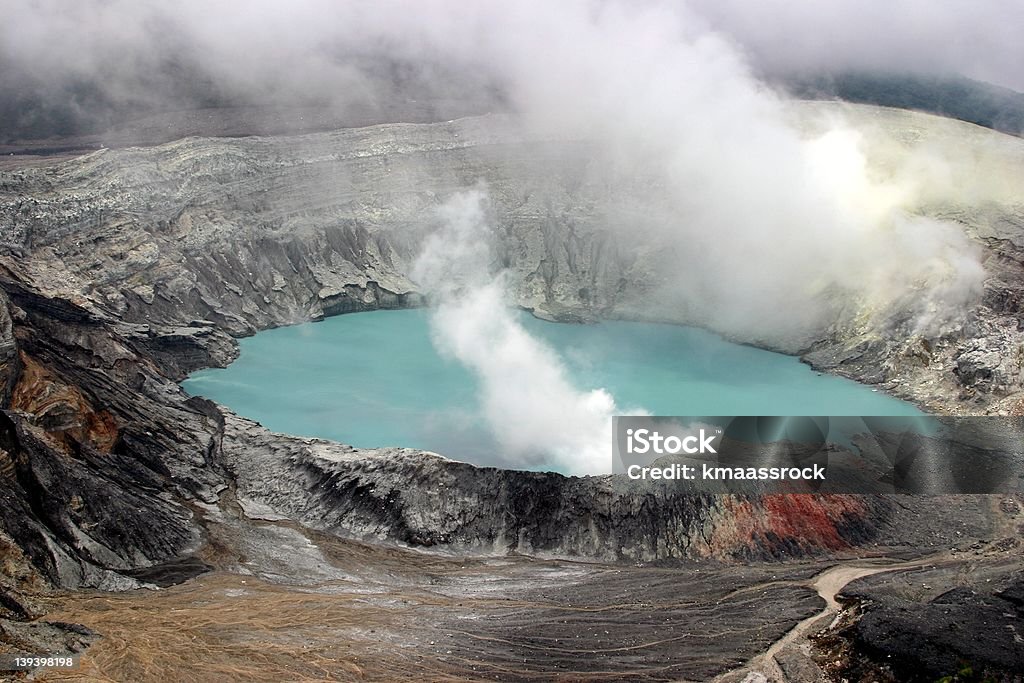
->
690, 0, 1024, 92
2, 1, 991, 344
413, 190, 643, 475
3, 1, 1021, 137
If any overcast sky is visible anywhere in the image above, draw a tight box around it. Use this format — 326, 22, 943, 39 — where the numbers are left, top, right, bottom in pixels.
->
692, 0, 1024, 90
1, 0, 1021, 120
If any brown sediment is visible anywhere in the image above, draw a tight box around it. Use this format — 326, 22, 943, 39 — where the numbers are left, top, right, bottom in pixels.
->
10, 352, 118, 453
32, 555, 824, 683
36, 574, 389, 683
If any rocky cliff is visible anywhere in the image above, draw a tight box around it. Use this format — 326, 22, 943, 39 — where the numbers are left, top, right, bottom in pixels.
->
0, 101, 1022, 679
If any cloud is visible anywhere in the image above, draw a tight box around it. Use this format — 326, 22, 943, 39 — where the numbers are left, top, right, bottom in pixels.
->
1, 0, 988, 346
3, 0, 1020, 134
690, 0, 1024, 91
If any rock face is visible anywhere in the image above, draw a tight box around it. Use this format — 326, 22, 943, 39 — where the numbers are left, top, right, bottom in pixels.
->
0, 283, 218, 591
826, 558, 1024, 681
224, 414, 906, 561
955, 348, 1008, 386
792, 104, 1024, 415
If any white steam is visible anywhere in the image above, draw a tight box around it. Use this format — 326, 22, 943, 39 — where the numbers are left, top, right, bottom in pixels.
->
412, 190, 642, 475
2, 0, 989, 346
453, 0, 985, 346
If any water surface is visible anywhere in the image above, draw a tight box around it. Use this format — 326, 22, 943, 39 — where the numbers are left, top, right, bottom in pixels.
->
183, 309, 920, 469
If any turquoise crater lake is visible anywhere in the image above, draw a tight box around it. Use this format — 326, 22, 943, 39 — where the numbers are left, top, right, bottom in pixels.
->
182, 309, 921, 470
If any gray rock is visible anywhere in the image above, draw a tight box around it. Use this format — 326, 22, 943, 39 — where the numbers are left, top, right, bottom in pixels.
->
833, 561, 1024, 681
955, 348, 1007, 386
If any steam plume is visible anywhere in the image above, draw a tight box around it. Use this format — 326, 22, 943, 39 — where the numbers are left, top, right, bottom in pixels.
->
412, 190, 641, 475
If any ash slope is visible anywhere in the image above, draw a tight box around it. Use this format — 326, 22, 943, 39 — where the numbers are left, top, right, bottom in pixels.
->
0, 101, 1021, 679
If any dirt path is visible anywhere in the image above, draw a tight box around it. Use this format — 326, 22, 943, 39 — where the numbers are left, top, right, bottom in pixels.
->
714, 554, 952, 683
